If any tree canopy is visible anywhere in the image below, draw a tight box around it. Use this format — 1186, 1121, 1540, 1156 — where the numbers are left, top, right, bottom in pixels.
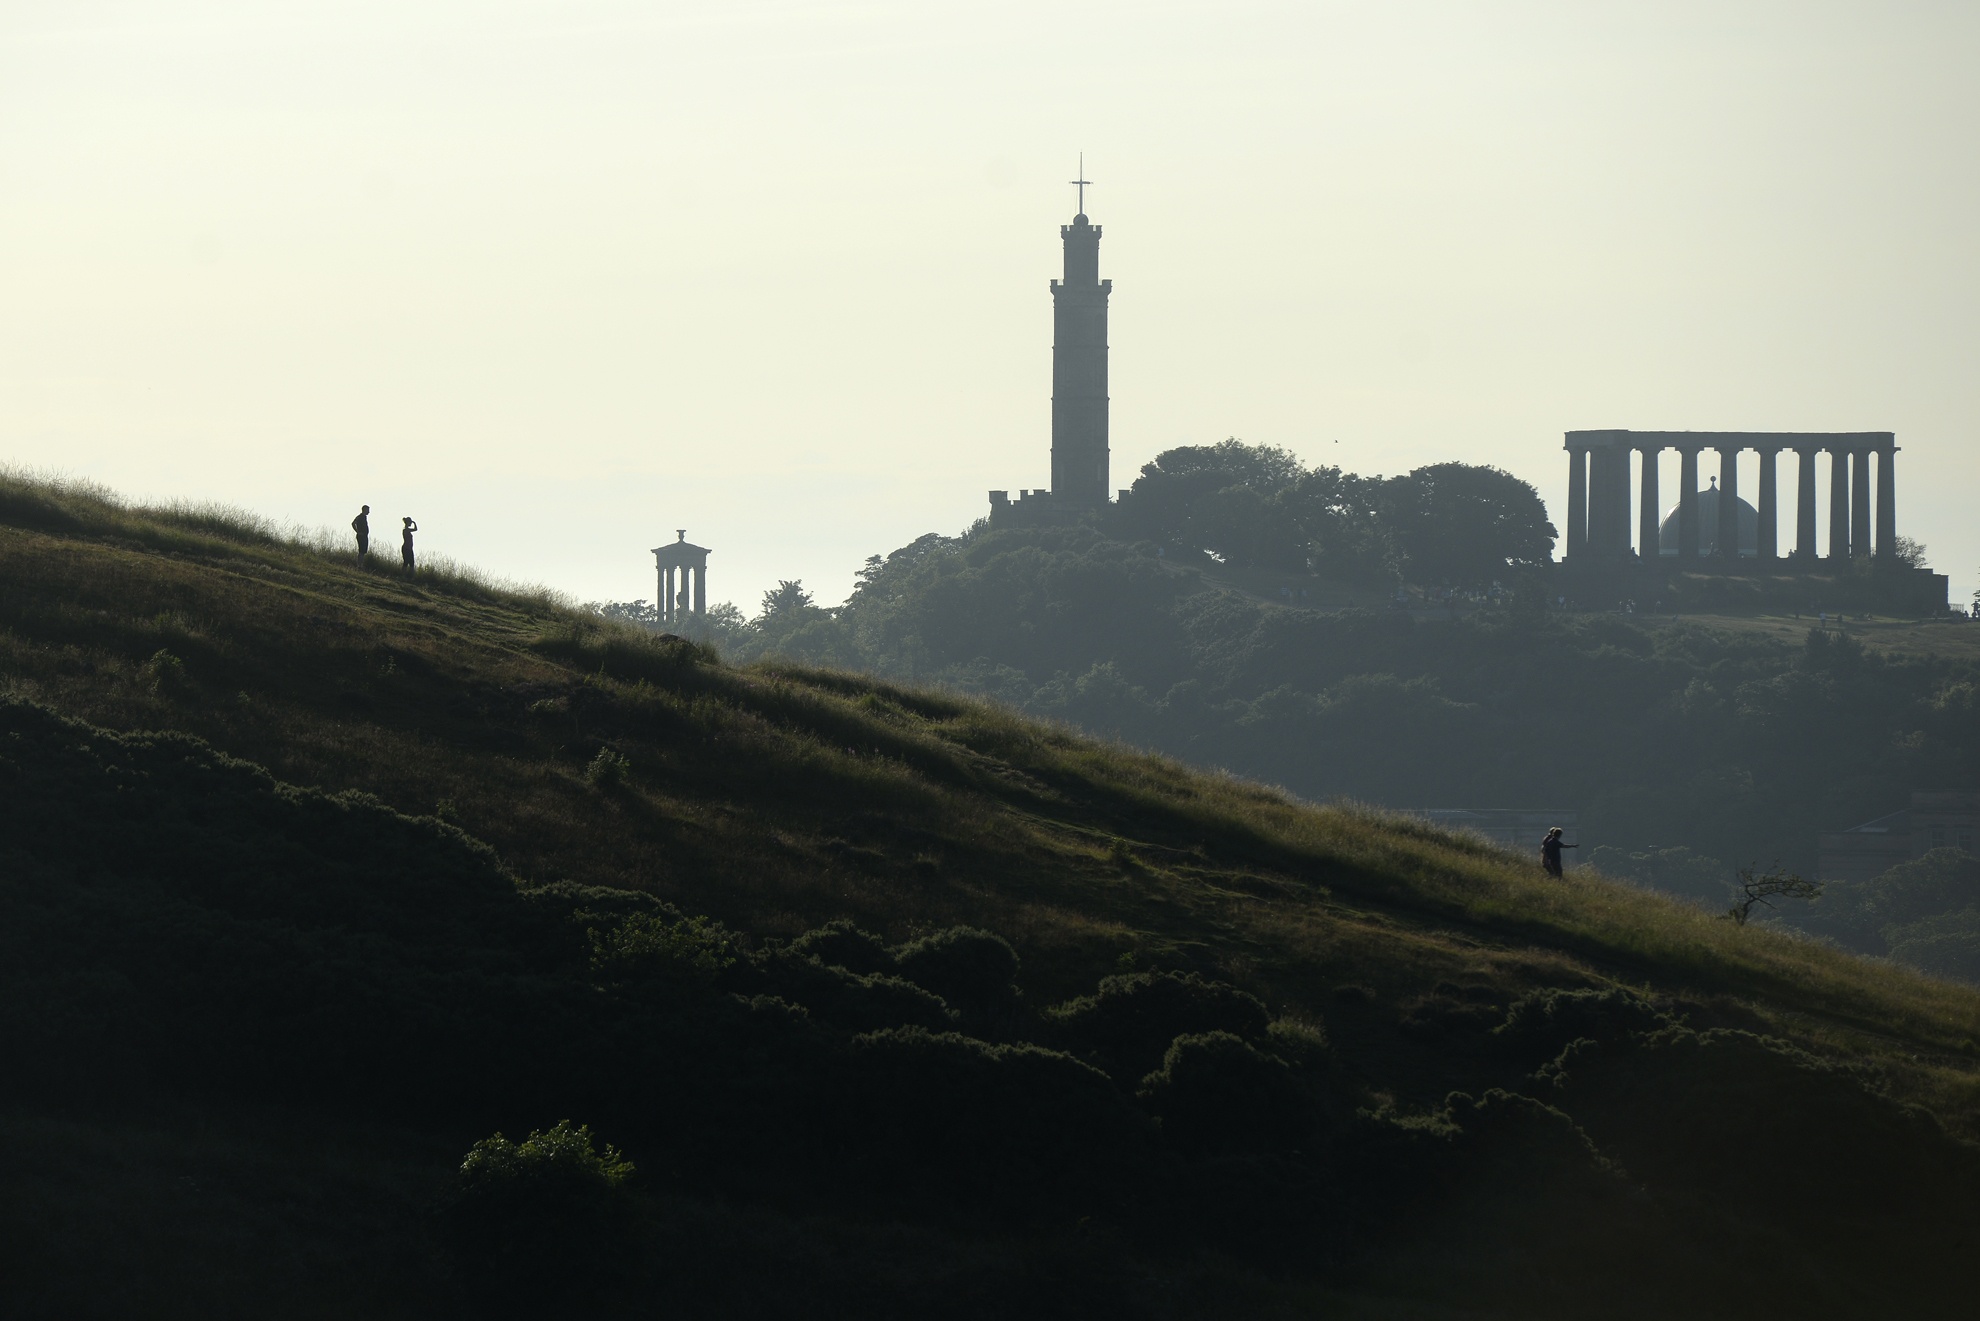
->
1376, 461, 1558, 585
1112, 441, 1553, 586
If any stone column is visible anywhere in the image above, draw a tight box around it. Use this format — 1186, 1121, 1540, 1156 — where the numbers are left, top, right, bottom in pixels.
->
1589, 448, 1625, 557
1795, 448, 1818, 559
1638, 446, 1661, 560
1717, 446, 1740, 558
1756, 447, 1778, 561
1829, 449, 1849, 559
1565, 446, 1588, 560
1851, 449, 1872, 558
1678, 448, 1700, 559
1876, 448, 1897, 560
693, 565, 707, 615
663, 567, 677, 624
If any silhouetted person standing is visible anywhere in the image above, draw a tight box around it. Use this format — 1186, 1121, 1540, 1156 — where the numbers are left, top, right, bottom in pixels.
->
401, 517, 417, 574
351, 505, 370, 561
1541, 827, 1576, 879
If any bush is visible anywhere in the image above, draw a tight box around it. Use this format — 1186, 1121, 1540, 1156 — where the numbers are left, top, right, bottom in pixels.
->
1138, 1031, 1308, 1157
892, 926, 1022, 1023
1494, 986, 1671, 1063
1541, 1026, 1974, 1221
838, 1027, 1145, 1216
440, 1121, 636, 1316
1048, 971, 1271, 1081
788, 919, 897, 977
748, 947, 955, 1033
141, 647, 186, 694
587, 910, 738, 987
585, 746, 632, 789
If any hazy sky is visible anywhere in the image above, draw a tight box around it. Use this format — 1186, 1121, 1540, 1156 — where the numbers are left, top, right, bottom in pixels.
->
4, 1, 1976, 613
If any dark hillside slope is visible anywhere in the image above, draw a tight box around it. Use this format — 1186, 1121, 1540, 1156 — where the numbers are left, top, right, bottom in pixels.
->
3, 475, 1980, 1319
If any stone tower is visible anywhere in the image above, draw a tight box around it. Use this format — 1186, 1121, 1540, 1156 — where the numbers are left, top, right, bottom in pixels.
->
1049, 209, 1111, 504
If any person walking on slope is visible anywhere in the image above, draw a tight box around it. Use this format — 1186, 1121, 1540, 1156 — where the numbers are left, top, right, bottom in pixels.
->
400, 517, 418, 574
1541, 826, 1576, 879
351, 505, 371, 561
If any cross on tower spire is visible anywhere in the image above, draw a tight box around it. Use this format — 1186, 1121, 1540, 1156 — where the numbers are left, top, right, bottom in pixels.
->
1069, 153, 1091, 215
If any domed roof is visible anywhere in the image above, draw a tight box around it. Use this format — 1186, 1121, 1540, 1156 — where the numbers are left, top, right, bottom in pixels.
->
1657, 479, 1758, 556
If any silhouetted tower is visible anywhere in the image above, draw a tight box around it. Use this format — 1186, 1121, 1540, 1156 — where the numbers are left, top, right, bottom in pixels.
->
1050, 163, 1111, 505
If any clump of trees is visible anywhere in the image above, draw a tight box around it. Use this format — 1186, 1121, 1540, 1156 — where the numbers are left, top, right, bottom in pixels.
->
1804, 848, 1980, 982
1110, 440, 1556, 586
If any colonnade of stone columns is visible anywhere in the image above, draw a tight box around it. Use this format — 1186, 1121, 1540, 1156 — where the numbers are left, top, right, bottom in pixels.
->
1560, 431, 1899, 565
651, 530, 712, 626
658, 564, 707, 624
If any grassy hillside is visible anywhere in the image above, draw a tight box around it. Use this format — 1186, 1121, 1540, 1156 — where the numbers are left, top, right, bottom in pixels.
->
707, 522, 1980, 890
4, 472, 1979, 1319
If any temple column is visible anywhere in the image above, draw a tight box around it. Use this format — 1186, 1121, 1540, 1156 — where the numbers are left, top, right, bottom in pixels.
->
1756, 447, 1778, 561
1851, 449, 1872, 558
1829, 449, 1850, 559
693, 565, 707, 615
1794, 448, 1818, 559
1565, 446, 1588, 560
1717, 445, 1740, 559
664, 567, 677, 623
1678, 448, 1700, 559
1638, 446, 1661, 560
1875, 448, 1898, 560
1588, 448, 1621, 557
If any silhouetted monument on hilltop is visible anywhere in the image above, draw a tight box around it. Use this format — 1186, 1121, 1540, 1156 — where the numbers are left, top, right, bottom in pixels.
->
651, 530, 710, 625
989, 161, 1114, 525
1560, 429, 1947, 611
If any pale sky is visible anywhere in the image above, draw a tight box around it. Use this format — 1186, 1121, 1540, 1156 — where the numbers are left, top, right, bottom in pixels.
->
4, 1, 1976, 615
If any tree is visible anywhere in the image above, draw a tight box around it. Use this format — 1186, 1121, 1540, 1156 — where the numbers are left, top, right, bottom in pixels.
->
1114, 439, 1397, 578
1116, 440, 1311, 570
1376, 462, 1556, 586
759, 579, 815, 619
1894, 536, 1928, 569
1725, 863, 1820, 926
590, 599, 660, 628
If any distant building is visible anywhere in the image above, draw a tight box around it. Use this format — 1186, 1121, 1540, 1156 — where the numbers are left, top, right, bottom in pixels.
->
1398, 808, 1578, 869
1818, 792, 1980, 884
989, 169, 1114, 527
650, 530, 710, 625
1562, 429, 1904, 564
1559, 428, 1949, 612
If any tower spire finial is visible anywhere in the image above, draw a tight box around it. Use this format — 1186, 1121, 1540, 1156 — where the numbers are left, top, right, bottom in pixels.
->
1069, 152, 1091, 216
